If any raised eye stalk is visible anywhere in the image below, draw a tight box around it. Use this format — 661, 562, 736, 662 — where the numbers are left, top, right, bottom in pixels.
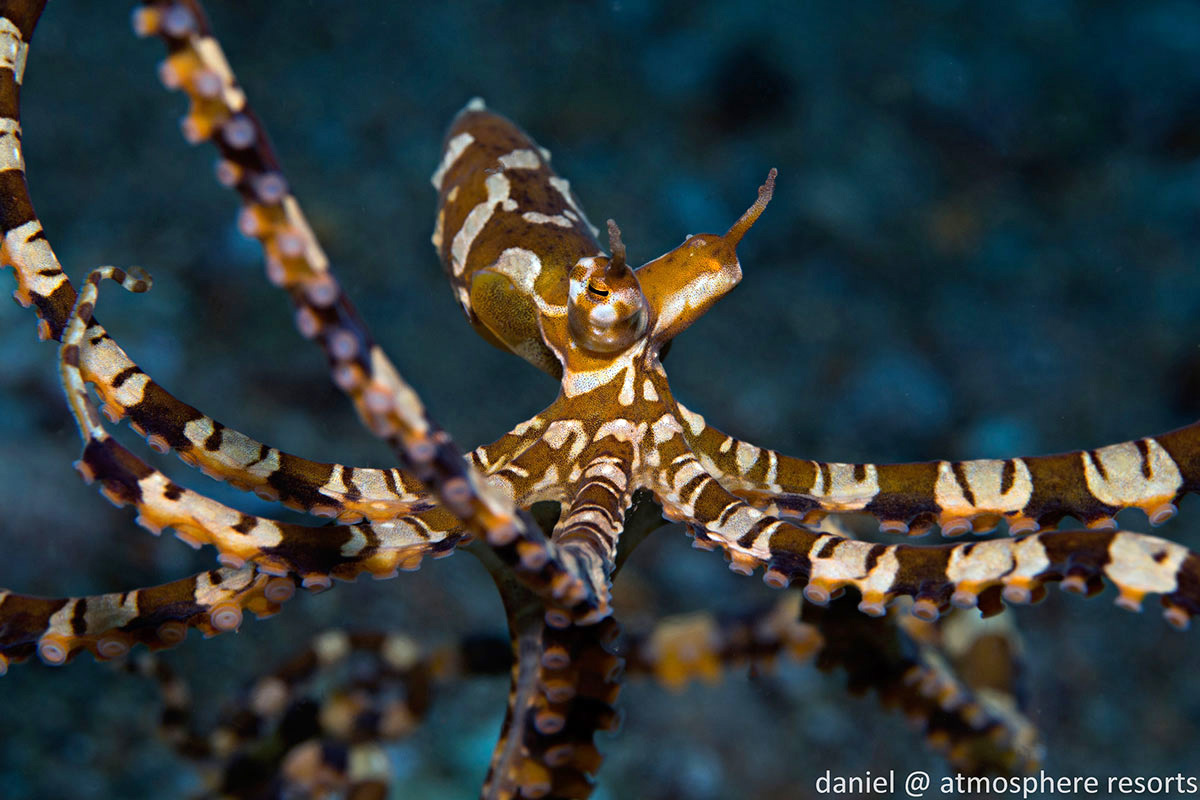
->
566, 220, 650, 354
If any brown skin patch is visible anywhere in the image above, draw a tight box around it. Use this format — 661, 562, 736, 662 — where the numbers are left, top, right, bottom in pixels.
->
81, 438, 153, 503
865, 461, 941, 522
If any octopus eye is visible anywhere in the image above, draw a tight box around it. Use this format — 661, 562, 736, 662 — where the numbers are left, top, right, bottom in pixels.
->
568, 221, 650, 354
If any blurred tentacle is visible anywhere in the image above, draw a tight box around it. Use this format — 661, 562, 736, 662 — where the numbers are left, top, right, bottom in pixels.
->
134, 0, 426, 448
805, 596, 1041, 775
898, 607, 1038, 770
483, 604, 620, 800
0, 565, 295, 670
677, 403, 1200, 537
128, 628, 508, 799
622, 593, 822, 691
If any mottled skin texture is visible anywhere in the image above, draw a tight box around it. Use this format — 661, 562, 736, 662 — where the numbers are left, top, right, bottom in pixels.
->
0, 1, 1199, 798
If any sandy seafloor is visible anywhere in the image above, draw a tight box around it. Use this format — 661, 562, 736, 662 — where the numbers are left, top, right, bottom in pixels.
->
1, 1, 1199, 798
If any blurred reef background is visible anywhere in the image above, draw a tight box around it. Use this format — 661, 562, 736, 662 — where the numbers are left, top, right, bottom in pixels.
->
1, 0, 1199, 797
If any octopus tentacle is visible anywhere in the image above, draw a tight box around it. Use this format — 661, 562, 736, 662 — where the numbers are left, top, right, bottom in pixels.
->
622, 593, 822, 691
0, 0, 72, 342
0, 14, 437, 526
677, 403, 1198, 537
900, 608, 1039, 772
133, 0, 445, 461
129, 628, 489, 798
652, 428, 1200, 628
59, 267, 463, 583
805, 597, 1041, 775
133, 0, 429, 449
484, 611, 620, 800
551, 439, 637, 626
0, 565, 295, 670
80, 316, 433, 523
77, 428, 462, 584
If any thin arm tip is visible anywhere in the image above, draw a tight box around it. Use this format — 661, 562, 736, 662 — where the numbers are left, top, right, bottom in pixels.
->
726, 168, 778, 243
761, 167, 777, 199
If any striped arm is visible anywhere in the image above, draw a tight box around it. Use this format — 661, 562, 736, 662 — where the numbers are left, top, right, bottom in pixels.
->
0, 0, 76, 342
677, 402, 1199, 537
652, 428, 1200, 628
805, 596, 1040, 775
133, 0, 603, 626
485, 617, 620, 800
0, 565, 295, 671
60, 268, 464, 585
6, 210, 436, 524
132, 1, 433, 451
80, 316, 436, 523
77, 431, 462, 584
550, 440, 638, 626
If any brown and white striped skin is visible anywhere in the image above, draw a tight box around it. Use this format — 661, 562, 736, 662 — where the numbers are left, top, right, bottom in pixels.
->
0, 565, 295, 673
679, 405, 1200, 537
58, 269, 465, 583
0, 0, 1198, 798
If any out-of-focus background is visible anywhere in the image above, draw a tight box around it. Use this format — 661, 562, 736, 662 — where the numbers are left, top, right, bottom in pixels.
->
1, 1, 1199, 797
